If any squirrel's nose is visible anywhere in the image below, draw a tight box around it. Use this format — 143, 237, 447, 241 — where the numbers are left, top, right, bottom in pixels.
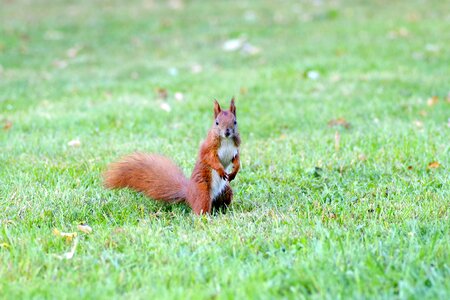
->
225, 129, 231, 137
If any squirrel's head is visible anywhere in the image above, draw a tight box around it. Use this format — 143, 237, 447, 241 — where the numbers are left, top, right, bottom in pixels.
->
213, 98, 238, 139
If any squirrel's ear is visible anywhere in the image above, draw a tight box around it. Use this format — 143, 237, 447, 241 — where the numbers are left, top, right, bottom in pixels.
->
214, 99, 221, 118
230, 97, 236, 116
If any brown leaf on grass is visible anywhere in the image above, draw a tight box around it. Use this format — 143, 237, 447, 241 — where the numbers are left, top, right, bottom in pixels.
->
406, 12, 421, 22
358, 154, 367, 161
3, 120, 12, 131
0, 242, 11, 249
427, 96, 439, 106
2, 219, 15, 226
56, 237, 78, 260
328, 118, 351, 129
387, 27, 409, 39
407, 165, 413, 170
419, 110, 427, 117
322, 211, 337, 221
77, 224, 92, 234
113, 227, 126, 234
156, 88, 168, 99
427, 161, 440, 169
53, 228, 77, 242
105, 238, 118, 249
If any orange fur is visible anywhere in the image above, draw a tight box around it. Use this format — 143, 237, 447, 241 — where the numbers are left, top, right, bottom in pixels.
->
103, 99, 241, 215
104, 153, 188, 203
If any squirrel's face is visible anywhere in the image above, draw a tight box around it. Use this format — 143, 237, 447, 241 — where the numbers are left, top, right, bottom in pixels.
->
213, 98, 238, 139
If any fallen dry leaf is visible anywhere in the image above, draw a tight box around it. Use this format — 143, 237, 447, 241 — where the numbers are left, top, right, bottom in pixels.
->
387, 27, 409, 39
358, 154, 367, 161
160, 102, 171, 112
427, 161, 440, 169
407, 165, 413, 170
407, 12, 421, 22
2, 219, 15, 226
328, 118, 351, 129
156, 88, 168, 99
53, 228, 78, 242
3, 120, 12, 131
67, 139, 81, 147
113, 227, 125, 234
427, 96, 439, 106
0, 242, 10, 249
56, 237, 78, 260
77, 224, 92, 234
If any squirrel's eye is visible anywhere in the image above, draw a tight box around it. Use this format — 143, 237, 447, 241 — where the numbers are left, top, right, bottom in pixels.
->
215, 121, 219, 125
234, 121, 237, 125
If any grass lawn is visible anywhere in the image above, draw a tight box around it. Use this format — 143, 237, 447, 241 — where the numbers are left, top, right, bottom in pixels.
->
1, 0, 449, 298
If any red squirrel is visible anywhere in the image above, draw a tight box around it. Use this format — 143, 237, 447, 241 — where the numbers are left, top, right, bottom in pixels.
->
104, 98, 241, 214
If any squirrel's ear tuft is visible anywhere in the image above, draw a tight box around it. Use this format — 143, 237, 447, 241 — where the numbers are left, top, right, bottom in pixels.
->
214, 99, 221, 118
230, 97, 236, 116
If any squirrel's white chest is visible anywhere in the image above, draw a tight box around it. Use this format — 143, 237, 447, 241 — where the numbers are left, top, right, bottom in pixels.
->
210, 138, 238, 200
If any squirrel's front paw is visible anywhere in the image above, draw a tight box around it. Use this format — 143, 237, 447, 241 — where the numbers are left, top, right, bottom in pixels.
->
228, 172, 237, 182
218, 169, 228, 180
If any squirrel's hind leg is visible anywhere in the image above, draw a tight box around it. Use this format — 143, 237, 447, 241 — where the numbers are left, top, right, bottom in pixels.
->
187, 182, 212, 215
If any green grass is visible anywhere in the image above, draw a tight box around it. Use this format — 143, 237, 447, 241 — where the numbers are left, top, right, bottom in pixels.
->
1, 0, 449, 298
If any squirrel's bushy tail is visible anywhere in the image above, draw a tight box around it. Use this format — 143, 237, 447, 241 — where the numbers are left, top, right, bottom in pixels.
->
104, 153, 189, 203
